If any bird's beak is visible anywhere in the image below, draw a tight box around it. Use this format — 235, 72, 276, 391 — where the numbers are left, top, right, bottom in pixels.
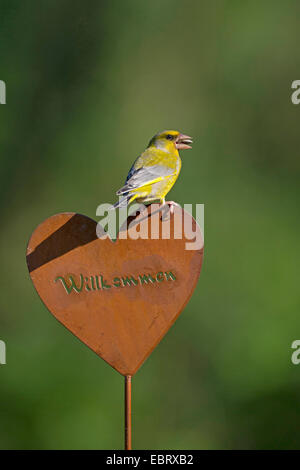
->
175, 134, 193, 150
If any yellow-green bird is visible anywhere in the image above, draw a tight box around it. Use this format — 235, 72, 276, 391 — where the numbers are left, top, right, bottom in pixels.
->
113, 130, 193, 209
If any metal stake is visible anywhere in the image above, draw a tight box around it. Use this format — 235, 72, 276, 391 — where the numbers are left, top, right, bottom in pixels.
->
125, 375, 132, 450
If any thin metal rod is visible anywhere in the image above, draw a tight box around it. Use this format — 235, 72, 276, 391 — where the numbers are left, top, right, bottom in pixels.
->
125, 375, 132, 450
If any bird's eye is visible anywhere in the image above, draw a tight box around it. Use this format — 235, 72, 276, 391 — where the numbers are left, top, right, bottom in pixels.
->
166, 134, 173, 140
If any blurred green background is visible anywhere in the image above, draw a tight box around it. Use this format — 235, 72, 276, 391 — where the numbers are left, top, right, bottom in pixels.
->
0, 0, 300, 449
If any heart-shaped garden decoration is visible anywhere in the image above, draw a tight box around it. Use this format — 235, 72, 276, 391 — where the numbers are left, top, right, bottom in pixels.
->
26, 206, 203, 376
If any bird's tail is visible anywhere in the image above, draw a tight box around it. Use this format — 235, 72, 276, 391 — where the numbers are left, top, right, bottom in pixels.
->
109, 192, 139, 210
110, 195, 131, 210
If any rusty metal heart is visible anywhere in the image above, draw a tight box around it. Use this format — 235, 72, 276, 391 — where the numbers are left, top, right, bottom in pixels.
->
26, 206, 203, 376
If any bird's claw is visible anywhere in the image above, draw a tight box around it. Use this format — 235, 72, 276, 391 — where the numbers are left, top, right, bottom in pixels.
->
160, 201, 180, 221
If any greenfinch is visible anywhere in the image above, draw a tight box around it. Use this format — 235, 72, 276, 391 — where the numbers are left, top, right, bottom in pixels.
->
113, 130, 193, 209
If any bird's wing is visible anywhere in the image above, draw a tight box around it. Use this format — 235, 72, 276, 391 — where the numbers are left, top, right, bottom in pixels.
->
116, 165, 175, 196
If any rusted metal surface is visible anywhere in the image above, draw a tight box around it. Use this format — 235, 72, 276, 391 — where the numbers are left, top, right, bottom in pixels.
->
125, 375, 132, 450
26, 205, 204, 376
